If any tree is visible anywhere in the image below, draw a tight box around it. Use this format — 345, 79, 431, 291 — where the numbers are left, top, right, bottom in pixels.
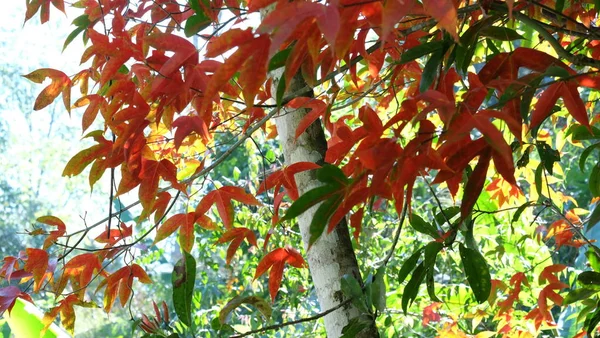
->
4, 0, 600, 336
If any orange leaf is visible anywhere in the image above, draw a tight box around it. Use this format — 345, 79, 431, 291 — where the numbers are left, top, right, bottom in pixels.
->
139, 158, 185, 210
41, 294, 91, 335
196, 186, 262, 229
154, 213, 197, 252
22, 68, 71, 111
257, 162, 321, 200
422, 0, 458, 40
381, 0, 415, 42
562, 81, 590, 128
23, 248, 50, 292
539, 264, 566, 284
286, 97, 328, 139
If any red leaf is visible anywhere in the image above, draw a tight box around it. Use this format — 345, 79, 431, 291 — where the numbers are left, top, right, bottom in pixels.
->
257, 162, 321, 200
258, 2, 339, 57
0, 257, 19, 282
530, 82, 562, 130
37, 216, 66, 250
254, 247, 305, 301
539, 264, 566, 284
97, 264, 152, 313
60, 253, 102, 297
41, 294, 91, 335
154, 213, 196, 252
286, 97, 328, 139
146, 32, 198, 95
139, 158, 185, 210
196, 186, 262, 229
461, 147, 492, 219
381, 0, 415, 42
217, 228, 258, 264
562, 81, 590, 128
0, 286, 33, 316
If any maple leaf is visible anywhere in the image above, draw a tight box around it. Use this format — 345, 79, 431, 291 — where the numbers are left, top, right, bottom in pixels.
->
37, 216, 66, 250
42, 294, 96, 335
497, 272, 528, 314
94, 223, 133, 245
254, 247, 306, 301
286, 97, 328, 139
154, 212, 216, 252
172, 115, 211, 149
25, 0, 66, 24
22, 68, 71, 112
62, 131, 113, 178
196, 186, 262, 229
96, 264, 152, 313
217, 227, 258, 264
539, 264, 566, 284
57, 253, 103, 297
0, 257, 20, 282
203, 29, 270, 112
257, 162, 321, 200
422, 0, 458, 40
139, 158, 186, 210
422, 302, 442, 327
0, 286, 33, 316
23, 248, 51, 292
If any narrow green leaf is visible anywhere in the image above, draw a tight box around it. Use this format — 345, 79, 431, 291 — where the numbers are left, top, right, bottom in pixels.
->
511, 201, 535, 225
184, 13, 211, 37
585, 303, 600, 334
410, 214, 440, 238
371, 266, 386, 312
423, 241, 443, 267
402, 263, 426, 313
172, 252, 196, 327
63, 26, 86, 51
419, 48, 444, 93
341, 274, 368, 313
535, 163, 544, 197
309, 195, 342, 246
579, 271, 600, 286
570, 125, 600, 141
276, 76, 286, 107
280, 185, 337, 223
268, 48, 292, 71
434, 206, 460, 227
400, 40, 445, 64
316, 164, 349, 186
590, 164, 600, 197
398, 248, 424, 284
426, 266, 440, 302
580, 143, 600, 172
563, 287, 600, 305
544, 65, 571, 79
480, 26, 525, 41
589, 207, 600, 232
459, 243, 491, 303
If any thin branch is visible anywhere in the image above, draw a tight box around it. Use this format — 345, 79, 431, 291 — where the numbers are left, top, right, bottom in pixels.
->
229, 299, 352, 338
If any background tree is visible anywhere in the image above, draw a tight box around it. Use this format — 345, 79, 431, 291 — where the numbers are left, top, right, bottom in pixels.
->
2, 0, 600, 337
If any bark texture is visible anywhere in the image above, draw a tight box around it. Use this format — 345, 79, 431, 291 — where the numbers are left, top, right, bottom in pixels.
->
272, 71, 378, 337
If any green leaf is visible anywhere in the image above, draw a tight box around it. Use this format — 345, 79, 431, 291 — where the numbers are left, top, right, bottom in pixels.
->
63, 26, 86, 51
370, 266, 386, 312
564, 287, 600, 305
400, 40, 445, 64
589, 207, 600, 232
316, 164, 349, 186
309, 195, 343, 246
423, 241, 443, 267
219, 295, 272, 324
570, 125, 600, 141
276, 76, 286, 107
590, 164, 600, 197
402, 262, 426, 313
535, 163, 544, 197
459, 243, 491, 303
585, 302, 600, 335
579, 271, 600, 286
280, 185, 337, 223
580, 143, 600, 172
434, 206, 460, 227
419, 48, 444, 93
341, 274, 368, 313
511, 201, 535, 225
172, 252, 196, 327
536, 142, 560, 175
268, 48, 292, 71
410, 214, 440, 239
544, 65, 571, 79
184, 13, 211, 37
480, 26, 525, 41
398, 248, 424, 284
426, 266, 440, 302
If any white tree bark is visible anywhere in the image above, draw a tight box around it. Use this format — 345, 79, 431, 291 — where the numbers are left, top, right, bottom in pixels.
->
271, 71, 378, 337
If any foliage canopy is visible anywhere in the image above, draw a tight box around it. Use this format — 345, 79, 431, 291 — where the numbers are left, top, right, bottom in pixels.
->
3, 0, 600, 337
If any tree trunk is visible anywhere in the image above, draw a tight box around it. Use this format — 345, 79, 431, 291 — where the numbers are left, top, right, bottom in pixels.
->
271, 71, 379, 337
